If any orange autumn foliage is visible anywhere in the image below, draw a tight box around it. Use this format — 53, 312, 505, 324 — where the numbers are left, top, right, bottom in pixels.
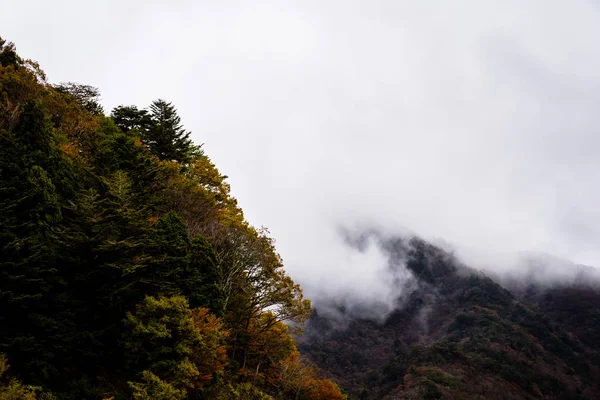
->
271, 350, 346, 399
305, 378, 346, 400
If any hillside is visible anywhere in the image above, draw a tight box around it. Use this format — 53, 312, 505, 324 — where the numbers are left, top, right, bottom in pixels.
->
0, 38, 344, 399
298, 235, 600, 399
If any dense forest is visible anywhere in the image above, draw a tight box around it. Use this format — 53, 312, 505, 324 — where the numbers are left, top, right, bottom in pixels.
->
0, 38, 345, 399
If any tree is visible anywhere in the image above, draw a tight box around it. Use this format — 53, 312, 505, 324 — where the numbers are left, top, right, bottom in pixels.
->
220, 226, 312, 328
123, 296, 228, 398
271, 351, 347, 400
43, 86, 102, 158
142, 211, 190, 297
240, 315, 297, 384
304, 379, 346, 400
110, 105, 152, 134
209, 382, 273, 400
0, 102, 70, 383
129, 371, 187, 400
0, 53, 45, 131
0, 38, 18, 69
0, 354, 49, 400
53, 82, 104, 116
132, 211, 226, 315
185, 235, 226, 315
145, 99, 202, 163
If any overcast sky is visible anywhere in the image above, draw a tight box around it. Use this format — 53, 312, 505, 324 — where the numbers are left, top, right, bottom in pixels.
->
3, 1, 600, 300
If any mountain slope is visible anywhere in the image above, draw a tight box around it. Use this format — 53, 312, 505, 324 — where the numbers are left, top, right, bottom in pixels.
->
298, 236, 600, 399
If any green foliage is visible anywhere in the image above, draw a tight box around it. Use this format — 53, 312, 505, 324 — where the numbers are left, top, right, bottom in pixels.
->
210, 382, 273, 400
0, 354, 55, 400
0, 101, 75, 382
186, 234, 226, 315
0, 380, 37, 400
143, 211, 191, 296
110, 105, 152, 135
458, 275, 513, 310
111, 100, 203, 165
129, 371, 187, 400
0, 38, 18, 69
123, 296, 227, 396
0, 37, 332, 400
417, 378, 444, 400
412, 367, 460, 390
145, 99, 202, 163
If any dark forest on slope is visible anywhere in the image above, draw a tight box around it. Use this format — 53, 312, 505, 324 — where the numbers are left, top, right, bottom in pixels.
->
0, 38, 345, 400
299, 233, 600, 400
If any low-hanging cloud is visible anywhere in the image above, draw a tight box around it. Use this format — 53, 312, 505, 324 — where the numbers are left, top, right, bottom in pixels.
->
302, 226, 419, 323
4, 1, 600, 303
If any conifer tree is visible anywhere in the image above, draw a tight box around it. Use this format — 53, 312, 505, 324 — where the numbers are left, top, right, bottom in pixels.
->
146, 99, 202, 164
142, 211, 190, 297
186, 235, 226, 315
0, 101, 66, 383
111, 105, 152, 135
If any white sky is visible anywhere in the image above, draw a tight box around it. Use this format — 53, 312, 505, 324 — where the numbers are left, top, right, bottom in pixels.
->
3, 0, 600, 299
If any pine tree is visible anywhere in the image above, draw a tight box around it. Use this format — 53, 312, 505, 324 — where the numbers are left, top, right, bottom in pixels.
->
111, 105, 153, 135
146, 99, 202, 164
0, 101, 68, 383
141, 212, 225, 315
186, 235, 226, 315
142, 211, 190, 297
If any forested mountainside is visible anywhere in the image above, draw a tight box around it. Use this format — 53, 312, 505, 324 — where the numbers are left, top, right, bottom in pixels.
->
299, 235, 600, 400
0, 38, 345, 399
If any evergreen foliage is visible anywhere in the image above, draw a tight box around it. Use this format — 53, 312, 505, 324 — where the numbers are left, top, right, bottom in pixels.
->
110, 106, 152, 136
0, 37, 342, 400
146, 99, 202, 163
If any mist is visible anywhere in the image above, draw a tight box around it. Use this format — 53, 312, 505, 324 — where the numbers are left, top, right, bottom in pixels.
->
3, 1, 600, 306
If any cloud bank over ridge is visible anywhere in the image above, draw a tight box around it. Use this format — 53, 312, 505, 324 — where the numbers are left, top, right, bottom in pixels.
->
3, 1, 600, 301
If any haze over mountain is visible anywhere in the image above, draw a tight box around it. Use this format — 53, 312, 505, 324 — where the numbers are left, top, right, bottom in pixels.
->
299, 232, 600, 399
3, 3, 600, 399
3, 2, 600, 307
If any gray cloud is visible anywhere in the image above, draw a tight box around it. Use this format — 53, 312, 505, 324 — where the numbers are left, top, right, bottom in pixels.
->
3, 1, 600, 302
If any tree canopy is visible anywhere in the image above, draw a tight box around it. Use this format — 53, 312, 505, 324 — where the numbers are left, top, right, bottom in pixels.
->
0, 37, 344, 400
